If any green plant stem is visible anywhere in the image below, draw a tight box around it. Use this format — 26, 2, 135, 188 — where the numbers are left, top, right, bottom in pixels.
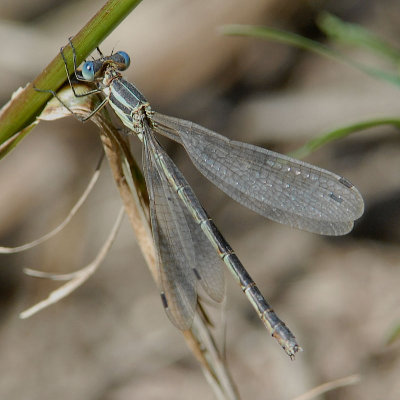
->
0, 0, 143, 146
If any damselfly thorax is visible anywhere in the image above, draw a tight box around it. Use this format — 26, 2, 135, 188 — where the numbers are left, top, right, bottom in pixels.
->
101, 65, 153, 136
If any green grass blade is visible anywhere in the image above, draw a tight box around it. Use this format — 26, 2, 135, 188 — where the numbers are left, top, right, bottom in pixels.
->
0, 0, 143, 148
289, 118, 400, 159
317, 12, 400, 64
220, 24, 400, 87
387, 323, 400, 345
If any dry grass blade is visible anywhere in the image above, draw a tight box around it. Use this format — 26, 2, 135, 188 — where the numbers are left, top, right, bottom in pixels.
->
291, 374, 361, 400
183, 308, 238, 400
0, 155, 103, 254
20, 207, 124, 319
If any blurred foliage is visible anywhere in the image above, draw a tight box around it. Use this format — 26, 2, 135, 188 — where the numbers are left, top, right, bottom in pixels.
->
222, 14, 400, 157
387, 324, 400, 345
317, 12, 400, 65
221, 23, 400, 86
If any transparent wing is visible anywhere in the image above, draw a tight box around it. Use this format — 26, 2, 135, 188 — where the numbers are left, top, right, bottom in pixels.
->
147, 129, 225, 303
149, 130, 225, 303
186, 212, 225, 303
143, 128, 224, 330
152, 112, 364, 235
143, 133, 196, 330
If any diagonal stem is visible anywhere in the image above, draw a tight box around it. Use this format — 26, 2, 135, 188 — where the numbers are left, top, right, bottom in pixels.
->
0, 0, 143, 147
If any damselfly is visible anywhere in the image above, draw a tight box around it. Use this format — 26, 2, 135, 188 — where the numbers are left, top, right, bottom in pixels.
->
40, 41, 364, 358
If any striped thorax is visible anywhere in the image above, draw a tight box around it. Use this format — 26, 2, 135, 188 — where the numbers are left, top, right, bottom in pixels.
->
102, 67, 152, 136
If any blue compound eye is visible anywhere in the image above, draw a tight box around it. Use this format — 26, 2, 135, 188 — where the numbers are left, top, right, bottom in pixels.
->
116, 51, 130, 70
81, 61, 95, 81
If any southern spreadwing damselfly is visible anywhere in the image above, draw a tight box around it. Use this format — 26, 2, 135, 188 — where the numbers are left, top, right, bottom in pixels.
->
39, 41, 364, 358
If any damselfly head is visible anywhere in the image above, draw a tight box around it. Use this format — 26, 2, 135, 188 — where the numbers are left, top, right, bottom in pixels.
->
81, 52, 130, 82
81, 61, 96, 81
115, 51, 130, 70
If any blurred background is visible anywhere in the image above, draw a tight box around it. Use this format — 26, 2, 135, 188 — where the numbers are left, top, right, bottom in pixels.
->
1, 0, 400, 399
